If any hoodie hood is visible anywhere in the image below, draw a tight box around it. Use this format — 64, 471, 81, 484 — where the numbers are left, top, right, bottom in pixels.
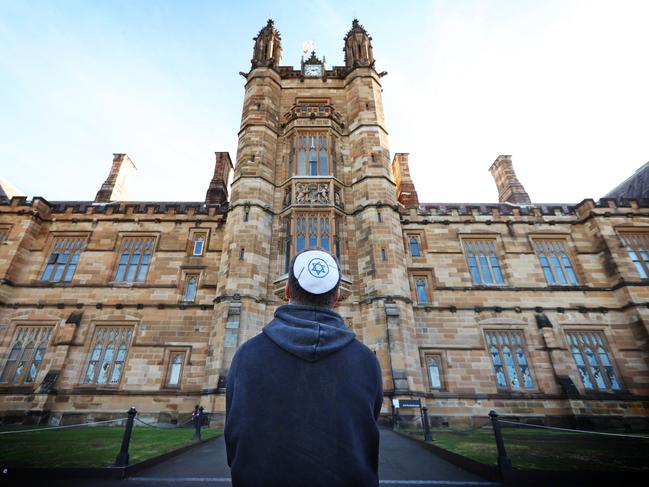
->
263, 304, 355, 362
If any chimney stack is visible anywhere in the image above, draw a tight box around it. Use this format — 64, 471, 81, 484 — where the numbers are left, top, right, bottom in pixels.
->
489, 155, 531, 205
205, 152, 233, 205
391, 153, 419, 209
95, 153, 137, 202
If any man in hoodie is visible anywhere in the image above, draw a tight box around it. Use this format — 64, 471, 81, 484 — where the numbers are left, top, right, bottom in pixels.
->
225, 249, 383, 487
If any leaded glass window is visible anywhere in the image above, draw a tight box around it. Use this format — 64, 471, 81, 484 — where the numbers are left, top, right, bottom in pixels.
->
0, 326, 52, 385
464, 240, 505, 285
183, 275, 198, 302
409, 236, 421, 257
83, 327, 132, 385
619, 233, 649, 278
415, 278, 428, 304
42, 237, 86, 282
426, 355, 442, 390
566, 331, 621, 391
284, 218, 292, 273
485, 331, 535, 391
114, 237, 155, 283
166, 352, 186, 387
533, 240, 578, 285
288, 133, 337, 176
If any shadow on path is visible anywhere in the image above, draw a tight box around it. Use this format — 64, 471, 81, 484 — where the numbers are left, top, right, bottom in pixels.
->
49, 427, 499, 486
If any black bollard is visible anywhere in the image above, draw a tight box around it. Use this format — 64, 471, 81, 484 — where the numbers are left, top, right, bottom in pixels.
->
422, 406, 433, 441
115, 407, 137, 467
193, 406, 204, 441
488, 410, 512, 476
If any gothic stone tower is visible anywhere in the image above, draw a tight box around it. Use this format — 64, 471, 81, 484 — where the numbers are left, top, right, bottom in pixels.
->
206, 19, 423, 414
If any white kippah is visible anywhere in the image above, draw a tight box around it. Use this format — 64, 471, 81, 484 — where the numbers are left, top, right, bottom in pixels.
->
292, 250, 340, 295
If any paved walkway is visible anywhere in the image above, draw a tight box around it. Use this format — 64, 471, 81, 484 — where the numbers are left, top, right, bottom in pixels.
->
53, 428, 499, 487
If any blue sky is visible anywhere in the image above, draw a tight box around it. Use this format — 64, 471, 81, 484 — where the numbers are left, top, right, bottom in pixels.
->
1, 0, 648, 203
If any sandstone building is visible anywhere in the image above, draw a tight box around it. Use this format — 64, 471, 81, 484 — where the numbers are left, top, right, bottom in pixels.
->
1, 20, 648, 428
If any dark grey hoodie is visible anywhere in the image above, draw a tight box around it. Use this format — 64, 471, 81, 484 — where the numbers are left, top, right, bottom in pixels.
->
225, 304, 383, 487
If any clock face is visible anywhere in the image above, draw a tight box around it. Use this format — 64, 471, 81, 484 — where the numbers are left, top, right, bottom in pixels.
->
304, 64, 322, 77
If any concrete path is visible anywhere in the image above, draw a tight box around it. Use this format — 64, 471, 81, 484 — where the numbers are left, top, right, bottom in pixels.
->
50, 428, 499, 487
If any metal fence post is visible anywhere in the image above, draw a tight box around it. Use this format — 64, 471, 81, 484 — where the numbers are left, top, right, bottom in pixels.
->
115, 407, 137, 467
488, 410, 512, 476
422, 406, 433, 441
193, 406, 204, 441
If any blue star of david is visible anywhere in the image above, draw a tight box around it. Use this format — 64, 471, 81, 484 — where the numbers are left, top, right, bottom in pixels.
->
307, 258, 329, 278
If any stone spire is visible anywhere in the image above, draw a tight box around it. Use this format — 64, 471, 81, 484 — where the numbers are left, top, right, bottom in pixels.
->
343, 19, 375, 68
489, 155, 531, 205
205, 152, 233, 205
94, 153, 136, 203
251, 19, 282, 69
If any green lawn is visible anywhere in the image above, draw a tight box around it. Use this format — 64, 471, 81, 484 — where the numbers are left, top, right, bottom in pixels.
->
400, 427, 649, 471
0, 425, 222, 468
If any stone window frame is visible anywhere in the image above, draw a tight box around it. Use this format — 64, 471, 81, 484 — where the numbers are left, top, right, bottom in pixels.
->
188, 228, 210, 257
179, 270, 202, 303
409, 269, 433, 305
481, 328, 538, 393
162, 348, 189, 390
38, 232, 90, 284
79, 323, 135, 388
529, 234, 581, 286
111, 233, 160, 285
459, 234, 507, 286
0, 323, 54, 387
419, 349, 446, 391
404, 230, 426, 260
562, 328, 623, 393
285, 128, 340, 178
616, 227, 649, 279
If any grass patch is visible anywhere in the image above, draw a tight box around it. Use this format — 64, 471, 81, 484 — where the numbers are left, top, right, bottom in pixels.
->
399, 427, 649, 471
0, 425, 222, 468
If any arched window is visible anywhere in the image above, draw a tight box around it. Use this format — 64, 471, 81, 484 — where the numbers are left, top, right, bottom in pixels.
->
426, 356, 442, 390
167, 352, 186, 387
84, 327, 133, 386
0, 326, 53, 386
415, 278, 428, 304
42, 238, 86, 282
567, 332, 620, 391
183, 275, 198, 302
533, 240, 579, 286
486, 332, 534, 390
409, 237, 420, 257
114, 237, 155, 283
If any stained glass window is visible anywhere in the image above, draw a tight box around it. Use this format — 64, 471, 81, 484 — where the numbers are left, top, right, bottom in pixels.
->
42, 237, 86, 282
485, 331, 535, 390
464, 240, 505, 285
0, 326, 52, 385
114, 237, 155, 283
83, 327, 132, 385
566, 331, 621, 391
533, 240, 578, 285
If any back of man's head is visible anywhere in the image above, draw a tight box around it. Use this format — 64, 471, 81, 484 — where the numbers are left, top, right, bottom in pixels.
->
287, 249, 341, 308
